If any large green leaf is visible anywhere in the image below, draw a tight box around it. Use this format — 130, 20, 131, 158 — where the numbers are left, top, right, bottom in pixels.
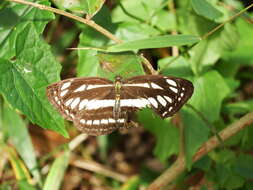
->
181, 71, 230, 168
114, 22, 159, 42
222, 17, 253, 65
233, 154, 253, 179
0, 1, 54, 59
210, 163, 245, 189
181, 107, 209, 169
0, 24, 67, 137
43, 150, 70, 190
189, 24, 239, 75
158, 56, 193, 78
107, 35, 200, 52
190, 71, 230, 122
77, 7, 112, 77
112, 0, 167, 23
53, 0, 105, 17
83, 0, 105, 17
138, 109, 179, 161
97, 52, 144, 80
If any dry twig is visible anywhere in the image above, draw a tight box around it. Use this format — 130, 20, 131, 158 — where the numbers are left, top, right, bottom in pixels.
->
70, 159, 128, 182
147, 112, 253, 190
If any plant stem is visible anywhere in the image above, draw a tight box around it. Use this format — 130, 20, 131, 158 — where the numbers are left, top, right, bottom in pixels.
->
201, 3, 253, 40
70, 158, 128, 182
6, 0, 122, 44
7, 0, 158, 74
147, 112, 253, 190
160, 3, 253, 72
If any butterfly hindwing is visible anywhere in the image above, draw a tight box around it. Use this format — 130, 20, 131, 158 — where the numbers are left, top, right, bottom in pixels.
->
74, 107, 128, 136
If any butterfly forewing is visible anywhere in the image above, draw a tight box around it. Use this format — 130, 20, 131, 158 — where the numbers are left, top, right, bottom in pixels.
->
46, 77, 114, 121
123, 75, 194, 118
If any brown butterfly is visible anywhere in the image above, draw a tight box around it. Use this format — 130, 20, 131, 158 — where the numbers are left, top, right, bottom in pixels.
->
47, 75, 194, 136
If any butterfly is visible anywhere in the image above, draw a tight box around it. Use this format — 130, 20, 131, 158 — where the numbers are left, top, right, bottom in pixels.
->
46, 75, 194, 136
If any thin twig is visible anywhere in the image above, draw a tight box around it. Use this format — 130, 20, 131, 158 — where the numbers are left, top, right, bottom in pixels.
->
201, 3, 253, 40
6, 0, 122, 44
68, 134, 88, 151
147, 112, 253, 190
70, 158, 128, 182
7, 0, 157, 75
160, 3, 253, 72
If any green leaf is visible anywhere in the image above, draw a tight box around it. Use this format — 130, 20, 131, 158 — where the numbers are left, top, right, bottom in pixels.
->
3, 104, 41, 185
178, 7, 218, 36
223, 100, 253, 116
83, 0, 105, 17
182, 71, 230, 167
112, 0, 167, 23
97, 52, 144, 80
53, 0, 105, 17
120, 176, 140, 190
43, 150, 70, 190
212, 163, 244, 189
190, 71, 230, 122
222, 18, 253, 65
114, 22, 160, 42
0, 1, 54, 59
77, 7, 112, 77
189, 24, 239, 75
246, 182, 253, 190
223, 174, 244, 190
151, 10, 177, 31
0, 24, 67, 137
181, 107, 209, 169
158, 56, 193, 78
138, 109, 179, 161
107, 35, 200, 52
191, 0, 223, 20
18, 181, 36, 190
194, 156, 212, 171
233, 154, 253, 179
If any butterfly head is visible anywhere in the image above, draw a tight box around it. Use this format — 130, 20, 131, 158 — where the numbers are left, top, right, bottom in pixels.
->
114, 75, 123, 82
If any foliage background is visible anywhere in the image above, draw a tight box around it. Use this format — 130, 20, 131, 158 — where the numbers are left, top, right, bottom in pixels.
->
0, 0, 253, 189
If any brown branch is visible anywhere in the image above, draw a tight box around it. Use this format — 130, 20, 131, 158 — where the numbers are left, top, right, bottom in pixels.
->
147, 112, 253, 190
6, 0, 122, 44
